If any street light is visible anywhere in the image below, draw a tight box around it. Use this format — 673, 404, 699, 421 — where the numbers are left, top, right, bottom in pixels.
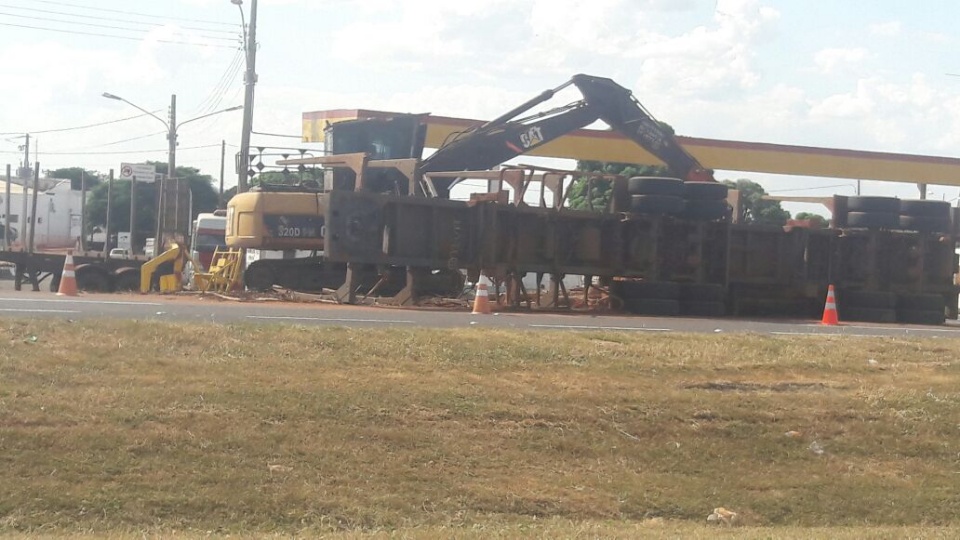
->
102, 92, 241, 176
231, 0, 258, 194
102, 92, 242, 254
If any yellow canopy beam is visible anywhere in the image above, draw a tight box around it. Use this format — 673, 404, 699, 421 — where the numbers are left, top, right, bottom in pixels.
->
302, 109, 960, 187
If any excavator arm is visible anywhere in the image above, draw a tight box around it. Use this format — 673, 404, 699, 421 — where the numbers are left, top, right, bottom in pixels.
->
419, 73, 715, 184
419, 103, 598, 174
570, 74, 715, 182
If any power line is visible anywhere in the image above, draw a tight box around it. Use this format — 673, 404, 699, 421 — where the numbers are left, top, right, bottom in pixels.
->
0, 10, 238, 42
30, 0, 236, 27
252, 131, 306, 139
192, 48, 245, 117
18, 143, 221, 156
0, 4, 238, 35
87, 131, 167, 149
0, 21, 237, 48
0, 111, 162, 136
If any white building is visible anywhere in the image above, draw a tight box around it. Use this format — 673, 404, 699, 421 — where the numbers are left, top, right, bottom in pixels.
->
0, 178, 82, 250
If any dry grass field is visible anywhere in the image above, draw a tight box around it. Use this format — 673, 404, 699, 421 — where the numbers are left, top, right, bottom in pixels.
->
1, 318, 959, 538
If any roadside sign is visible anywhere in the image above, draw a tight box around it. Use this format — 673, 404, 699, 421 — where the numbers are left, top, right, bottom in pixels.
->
119, 162, 157, 183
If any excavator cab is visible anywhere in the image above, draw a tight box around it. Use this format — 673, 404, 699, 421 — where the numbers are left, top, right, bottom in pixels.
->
325, 114, 428, 193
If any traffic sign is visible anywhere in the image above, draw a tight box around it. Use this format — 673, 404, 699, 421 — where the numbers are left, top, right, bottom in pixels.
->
119, 162, 157, 183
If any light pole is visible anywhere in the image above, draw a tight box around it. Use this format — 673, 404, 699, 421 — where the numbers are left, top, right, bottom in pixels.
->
232, 0, 258, 194
102, 92, 241, 254
102, 92, 241, 180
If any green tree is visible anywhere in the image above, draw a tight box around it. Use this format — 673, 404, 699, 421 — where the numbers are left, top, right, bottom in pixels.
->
722, 178, 790, 226
221, 169, 325, 206
49, 167, 102, 190
85, 163, 220, 247
568, 121, 678, 211
568, 161, 671, 211
794, 211, 829, 228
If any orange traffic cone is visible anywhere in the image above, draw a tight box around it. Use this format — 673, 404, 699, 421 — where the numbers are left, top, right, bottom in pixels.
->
57, 251, 79, 297
820, 284, 839, 325
472, 274, 491, 315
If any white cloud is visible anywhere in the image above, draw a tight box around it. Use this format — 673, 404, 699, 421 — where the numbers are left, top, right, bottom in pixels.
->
809, 84, 876, 119
869, 21, 902, 37
327, 0, 519, 70
813, 47, 869, 74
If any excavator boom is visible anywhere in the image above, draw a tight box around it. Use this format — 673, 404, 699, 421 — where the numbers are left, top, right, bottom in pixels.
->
417, 73, 714, 184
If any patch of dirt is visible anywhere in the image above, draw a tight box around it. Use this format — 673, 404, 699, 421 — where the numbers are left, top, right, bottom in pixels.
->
683, 381, 836, 393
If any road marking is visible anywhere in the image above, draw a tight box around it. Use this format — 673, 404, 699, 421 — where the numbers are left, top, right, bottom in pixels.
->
247, 316, 416, 324
0, 308, 81, 314
528, 324, 672, 332
796, 324, 960, 335
843, 325, 960, 334
772, 331, 896, 338
0, 297, 163, 306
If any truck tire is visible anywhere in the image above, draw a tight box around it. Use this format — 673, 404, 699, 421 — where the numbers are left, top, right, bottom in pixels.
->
615, 280, 680, 300
897, 215, 952, 233
845, 211, 898, 229
682, 181, 728, 201
625, 298, 680, 316
679, 199, 729, 221
838, 289, 897, 310
897, 293, 944, 312
75, 264, 112, 292
679, 282, 725, 302
630, 194, 684, 215
679, 301, 726, 317
839, 306, 897, 323
897, 309, 944, 325
846, 196, 900, 213
244, 261, 277, 291
627, 177, 684, 196
113, 267, 140, 292
899, 199, 951, 219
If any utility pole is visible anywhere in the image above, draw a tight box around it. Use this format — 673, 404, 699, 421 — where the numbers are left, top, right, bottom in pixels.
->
19, 134, 29, 182
219, 139, 226, 208
80, 170, 86, 252
4, 164, 10, 249
168, 94, 177, 176
20, 135, 28, 244
162, 94, 178, 256
237, 0, 259, 194
104, 169, 113, 255
28, 162, 39, 254
130, 176, 138, 254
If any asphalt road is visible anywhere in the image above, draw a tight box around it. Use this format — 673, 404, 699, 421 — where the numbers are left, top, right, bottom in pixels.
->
1, 280, 959, 337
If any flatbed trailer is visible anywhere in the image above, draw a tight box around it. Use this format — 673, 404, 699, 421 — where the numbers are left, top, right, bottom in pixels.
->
0, 249, 149, 292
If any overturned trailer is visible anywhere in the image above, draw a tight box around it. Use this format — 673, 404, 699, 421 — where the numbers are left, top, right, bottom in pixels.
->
227, 153, 959, 324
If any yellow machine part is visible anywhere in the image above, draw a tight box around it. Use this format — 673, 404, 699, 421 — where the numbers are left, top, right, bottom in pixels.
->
140, 243, 185, 294
159, 275, 179, 293
226, 191, 326, 250
192, 248, 244, 294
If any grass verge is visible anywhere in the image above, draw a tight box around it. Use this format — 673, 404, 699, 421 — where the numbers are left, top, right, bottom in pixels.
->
1, 319, 959, 537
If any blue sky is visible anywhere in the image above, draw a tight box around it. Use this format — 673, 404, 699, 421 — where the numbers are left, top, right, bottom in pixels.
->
1, 0, 959, 210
